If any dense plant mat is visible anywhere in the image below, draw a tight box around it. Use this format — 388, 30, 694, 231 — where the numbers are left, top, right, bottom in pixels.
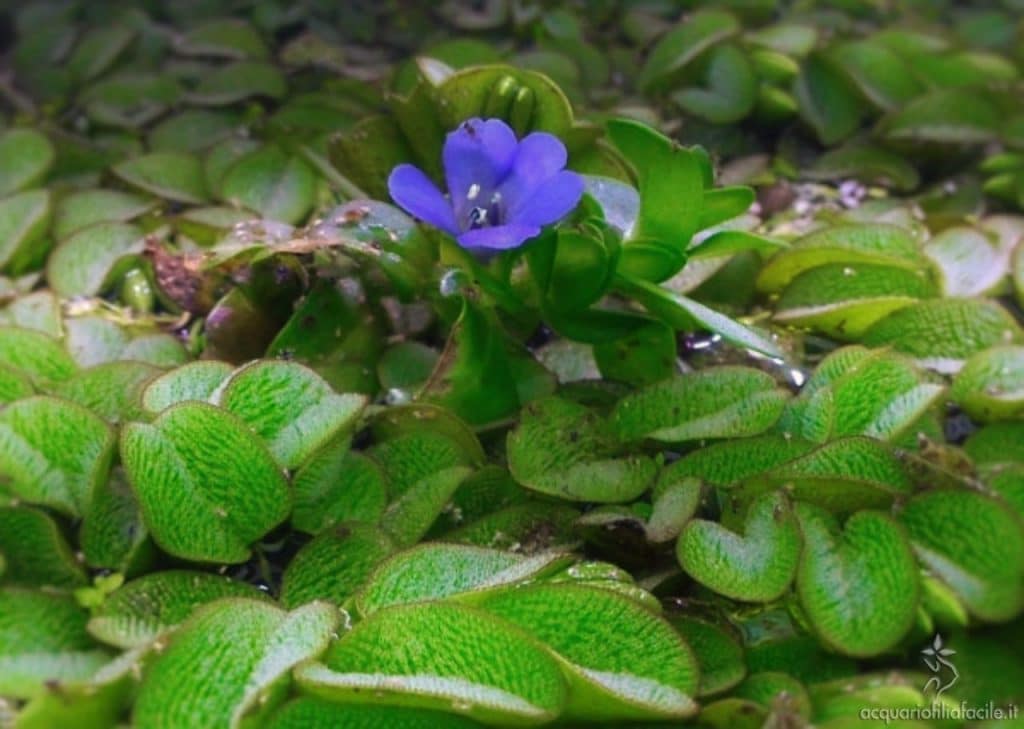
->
1, 1, 1023, 727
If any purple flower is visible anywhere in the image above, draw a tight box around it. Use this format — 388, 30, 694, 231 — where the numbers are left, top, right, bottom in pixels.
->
387, 118, 584, 252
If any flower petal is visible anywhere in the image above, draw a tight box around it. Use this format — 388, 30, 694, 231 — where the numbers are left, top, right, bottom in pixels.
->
388, 164, 458, 234
506, 170, 584, 227
443, 118, 518, 222
497, 132, 570, 212
457, 223, 540, 251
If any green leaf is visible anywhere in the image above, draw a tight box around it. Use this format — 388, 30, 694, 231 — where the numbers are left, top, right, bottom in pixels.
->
52, 189, 156, 241
774, 263, 934, 339
923, 226, 1006, 297
149, 110, 240, 154
951, 345, 1024, 422
292, 442, 388, 535
46, 220, 145, 297
671, 44, 757, 124
270, 699, 487, 728
216, 360, 366, 470
79, 467, 150, 574
606, 119, 704, 256
370, 428, 476, 495
280, 524, 394, 609
87, 570, 268, 648
112, 152, 209, 205
134, 599, 338, 728
355, 543, 569, 617
120, 402, 291, 563
593, 320, 676, 386
861, 298, 1023, 374
0, 365, 34, 403
697, 186, 755, 230
67, 25, 135, 81
219, 145, 317, 225
530, 228, 615, 313
0, 129, 55, 196
140, 360, 234, 415
377, 342, 439, 392
880, 88, 1000, 144
829, 41, 922, 111
175, 19, 269, 60
898, 490, 1024, 622
445, 502, 579, 550
796, 506, 918, 657
0, 189, 51, 273
379, 465, 473, 547
53, 361, 161, 423
0, 505, 87, 588
611, 366, 789, 443
507, 396, 657, 502
668, 616, 745, 697
794, 53, 865, 145
616, 276, 783, 357
677, 491, 801, 602
481, 583, 699, 721
664, 434, 816, 488
638, 10, 739, 92
420, 299, 521, 425
188, 61, 287, 105
438, 66, 574, 138
0, 326, 76, 386
732, 672, 810, 717
807, 141, 920, 192
11, 644, 140, 729
756, 223, 926, 294
745, 23, 817, 56
0, 290, 61, 338
0, 395, 114, 516
645, 474, 703, 544
822, 349, 945, 442
0, 588, 109, 698
964, 422, 1024, 466
740, 437, 912, 513
296, 601, 569, 725
81, 73, 183, 129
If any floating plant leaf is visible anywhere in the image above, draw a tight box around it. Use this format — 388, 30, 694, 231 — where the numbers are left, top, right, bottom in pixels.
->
355, 543, 569, 616
0, 505, 87, 588
280, 525, 395, 609
215, 360, 366, 469
134, 599, 338, 729
898, 490, 1024, 622
796, 506, 918, 657
861, 298, 1022, 373
480, 583, 699, 721
0, 396, 114, 517
0, 129, 55, 197
296, 601, 569, 725
120, 403, 291, 563
611, 366, 789, 443
677, 491, 801, 602
0, 588, 110, 698
951, 345, 1024, 422
87, 571, 269, 649
507, 396, 657, 502
773, 263, 935, 339
0, 189, 51, 273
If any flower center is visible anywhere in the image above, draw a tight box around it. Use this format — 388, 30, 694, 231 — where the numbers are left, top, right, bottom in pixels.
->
464, 187, 503, 230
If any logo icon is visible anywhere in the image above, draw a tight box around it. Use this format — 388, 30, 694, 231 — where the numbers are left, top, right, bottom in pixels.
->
922, 634, 958, 700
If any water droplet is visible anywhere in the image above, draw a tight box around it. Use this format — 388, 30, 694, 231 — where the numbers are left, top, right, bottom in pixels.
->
439, 269, 465, 297
385, 388, 412, 405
